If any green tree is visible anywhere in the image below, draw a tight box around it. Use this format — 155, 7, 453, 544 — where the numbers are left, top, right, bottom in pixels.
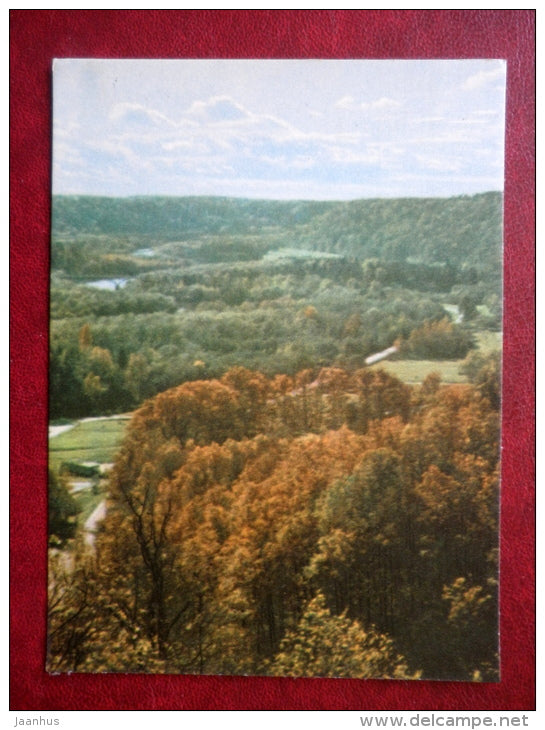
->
48, 469, 79, 545
442, 577, 498, 681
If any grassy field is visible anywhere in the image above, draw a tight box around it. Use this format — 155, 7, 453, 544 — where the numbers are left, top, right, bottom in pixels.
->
369, 358, 466, 384
49, 417, 129, 471
369, 330, 501, 385
475, 329, 502, 353
49, 416, 130, 527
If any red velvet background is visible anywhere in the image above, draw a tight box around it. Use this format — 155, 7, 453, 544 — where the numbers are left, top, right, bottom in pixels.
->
9, 10, 535, 711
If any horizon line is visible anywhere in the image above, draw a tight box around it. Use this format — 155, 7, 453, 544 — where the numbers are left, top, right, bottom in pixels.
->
52, 189, 503, 203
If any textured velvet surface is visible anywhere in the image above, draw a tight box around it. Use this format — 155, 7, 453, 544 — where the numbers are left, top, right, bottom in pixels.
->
9, 10, 535, 711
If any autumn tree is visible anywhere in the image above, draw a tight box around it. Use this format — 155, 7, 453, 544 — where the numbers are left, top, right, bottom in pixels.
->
47, 366, 499, 680
403, 318, 474, 359
47, 549, 101, 672
269, 592, 416, 679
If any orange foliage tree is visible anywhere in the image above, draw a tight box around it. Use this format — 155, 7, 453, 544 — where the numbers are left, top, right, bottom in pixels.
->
48, 366, 500, 679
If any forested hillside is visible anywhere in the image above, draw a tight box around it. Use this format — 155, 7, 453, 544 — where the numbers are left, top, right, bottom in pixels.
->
53, 192, 502, 271
49, 193, 502, 420
48, 193, 502, 679
48, 365, 499, 679
52, 196, 333, 239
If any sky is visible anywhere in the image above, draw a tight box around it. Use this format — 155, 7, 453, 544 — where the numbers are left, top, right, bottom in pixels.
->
52, 58, 506, 200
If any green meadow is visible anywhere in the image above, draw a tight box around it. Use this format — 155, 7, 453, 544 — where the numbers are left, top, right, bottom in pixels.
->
49, 417, 129, 471
369, 358, 466, 384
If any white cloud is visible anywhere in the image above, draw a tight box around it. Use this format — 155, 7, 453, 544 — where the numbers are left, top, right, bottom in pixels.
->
415, 153, 463, 173
462, 66, 505, 91
161, 139, 194, 152
87, 139, 135, 159
408, 124, 491, 147
110, 102, 176, 128
186, 95, 252, 124
411, 116, 445, 124
334, 95, 402, 114
362, 97, 402, 111
53, 140, 84, 167
334, 95, 356, 110
53, 59, 506, 199
474, 109, 501, 116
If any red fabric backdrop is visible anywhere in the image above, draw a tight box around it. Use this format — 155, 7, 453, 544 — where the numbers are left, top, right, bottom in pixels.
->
9, 10, 535, 711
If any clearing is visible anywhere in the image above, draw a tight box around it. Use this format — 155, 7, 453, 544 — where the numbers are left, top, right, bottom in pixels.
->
369, 329, 501, 384
49, 416, 129, 471
49, 415, 130, 525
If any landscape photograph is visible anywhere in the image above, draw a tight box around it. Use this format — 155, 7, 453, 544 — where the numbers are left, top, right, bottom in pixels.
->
47, 58, 506, 680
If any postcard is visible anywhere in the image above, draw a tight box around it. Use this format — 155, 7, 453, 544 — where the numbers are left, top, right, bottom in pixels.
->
47, 59, 505, 680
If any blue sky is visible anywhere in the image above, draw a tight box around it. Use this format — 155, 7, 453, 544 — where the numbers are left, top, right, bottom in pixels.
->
53, 59, 506, 200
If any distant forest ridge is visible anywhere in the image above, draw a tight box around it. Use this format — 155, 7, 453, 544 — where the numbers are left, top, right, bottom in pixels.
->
52, 191, 503, 272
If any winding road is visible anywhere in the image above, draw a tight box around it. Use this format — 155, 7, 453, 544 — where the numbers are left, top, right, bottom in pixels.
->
83, 500, 107, 548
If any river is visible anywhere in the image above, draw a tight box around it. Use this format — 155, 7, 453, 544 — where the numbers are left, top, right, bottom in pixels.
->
85, 277, 131, 291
